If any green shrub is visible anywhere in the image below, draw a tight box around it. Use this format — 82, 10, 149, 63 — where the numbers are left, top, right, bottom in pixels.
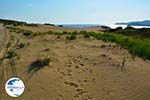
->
62, 31, 68, 35
97, 32, 150, 60
79, 31, 87, 35
71, 31, 78, 35
44, 23, 55, 26
66, 34, 76, 40
6, 49, 16, 59
83, 32, 90, 38
23, 31, 32, 36
45, 31, 53, 35
58, 25, 63, 27
17, 42, 25, 49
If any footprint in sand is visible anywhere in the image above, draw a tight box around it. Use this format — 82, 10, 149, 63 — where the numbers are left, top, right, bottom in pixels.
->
64, 81, 92, 99
64, 81, 79, 88
74, 88, 93, 100
60, 70, 72, 77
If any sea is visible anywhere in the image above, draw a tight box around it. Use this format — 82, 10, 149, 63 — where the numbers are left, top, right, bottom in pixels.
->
59, 24, 150, 29
61, 24, 101, 28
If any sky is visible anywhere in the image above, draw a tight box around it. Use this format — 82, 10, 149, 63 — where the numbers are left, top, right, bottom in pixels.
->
0, 0, 150, 25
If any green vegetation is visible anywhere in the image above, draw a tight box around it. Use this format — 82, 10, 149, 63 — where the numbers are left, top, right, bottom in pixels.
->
107, 26, 150, 39
17, 42, 25, 49
44, 23, 55, 26
7, 26, 150, 60
0, 19, 38, 27
93, 32, 150, 60
63, 31, 150, 60
31, 56, 51, 67
6, 49, 17, 59
42, 57, 51, 66
58, 25, 63, 27
79, 31, 90, 38
25, 23, 38, 27
26, 56, 51, 76
0, 19, 27, 26
23, 31, 33, 36
66, 32, 77, 40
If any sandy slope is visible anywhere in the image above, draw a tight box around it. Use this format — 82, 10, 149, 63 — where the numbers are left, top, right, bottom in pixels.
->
0, 29, 150, 100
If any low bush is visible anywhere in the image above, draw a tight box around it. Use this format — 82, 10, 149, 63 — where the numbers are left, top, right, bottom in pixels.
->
6, 49, 17, 59
23, 31, 33, 36
66, 34, 76, 40
17, 42, 25, 49
44, 23, 55, 26
83, 32, 90, 38
95, 32, 150, 60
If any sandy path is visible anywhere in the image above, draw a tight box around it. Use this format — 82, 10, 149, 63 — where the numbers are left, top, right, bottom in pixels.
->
0, 35, 150, 100
0, 24, 9, 58
0, 24, 12, 97
0, 24, 5, 51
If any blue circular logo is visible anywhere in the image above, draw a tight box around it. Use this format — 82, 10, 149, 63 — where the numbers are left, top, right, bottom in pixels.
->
5, 77, 25, 97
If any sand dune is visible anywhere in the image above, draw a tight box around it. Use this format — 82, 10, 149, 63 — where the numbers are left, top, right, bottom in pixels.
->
0, 25, 150, 100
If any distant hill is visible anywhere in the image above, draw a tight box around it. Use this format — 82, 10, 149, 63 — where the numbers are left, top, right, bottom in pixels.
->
0, 19, 39, 27
116, 20, 150, 26
0, 18, 27, 26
